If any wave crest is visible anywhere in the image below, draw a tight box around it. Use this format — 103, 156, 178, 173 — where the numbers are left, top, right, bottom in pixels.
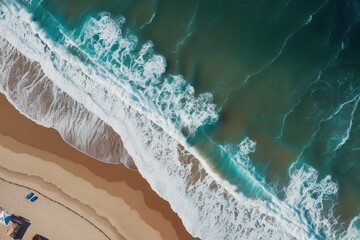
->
1, 1, 360, 239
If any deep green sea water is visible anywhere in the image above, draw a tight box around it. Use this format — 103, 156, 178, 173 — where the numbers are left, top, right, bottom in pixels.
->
1, 0, 360, 239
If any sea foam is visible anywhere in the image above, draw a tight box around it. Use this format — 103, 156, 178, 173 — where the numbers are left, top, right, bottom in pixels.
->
0, 1, 359, 239
0, 37, 135, 168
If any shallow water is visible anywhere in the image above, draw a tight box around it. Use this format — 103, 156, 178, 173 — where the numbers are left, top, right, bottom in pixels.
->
1, 0, 360, 239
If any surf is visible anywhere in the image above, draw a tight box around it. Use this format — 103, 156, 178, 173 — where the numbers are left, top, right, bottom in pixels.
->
0, 1, 359, 239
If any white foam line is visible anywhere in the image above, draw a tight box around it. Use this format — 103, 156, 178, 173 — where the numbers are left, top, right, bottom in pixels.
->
0, 1, 352, 239
0, 3, 310, 238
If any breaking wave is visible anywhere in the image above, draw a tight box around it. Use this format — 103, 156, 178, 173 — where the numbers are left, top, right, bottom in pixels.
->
0, 1, 359, 239
0, 37, 134, 168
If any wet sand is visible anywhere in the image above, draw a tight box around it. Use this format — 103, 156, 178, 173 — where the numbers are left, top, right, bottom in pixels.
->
0, 93, 197, 240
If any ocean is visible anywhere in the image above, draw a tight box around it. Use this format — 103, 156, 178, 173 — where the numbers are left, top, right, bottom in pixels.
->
0, 0, 360, 239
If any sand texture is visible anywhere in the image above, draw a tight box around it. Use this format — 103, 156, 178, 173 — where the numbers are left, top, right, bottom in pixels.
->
0, 93, 196, 240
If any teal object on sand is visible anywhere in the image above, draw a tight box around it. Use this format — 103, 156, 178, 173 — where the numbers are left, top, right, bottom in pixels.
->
30, 196, 38, 202
25, 192, 34, 199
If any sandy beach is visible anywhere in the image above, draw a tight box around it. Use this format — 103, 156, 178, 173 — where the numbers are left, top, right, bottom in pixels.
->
0, 170, 114, 240
0, 94, 196, 240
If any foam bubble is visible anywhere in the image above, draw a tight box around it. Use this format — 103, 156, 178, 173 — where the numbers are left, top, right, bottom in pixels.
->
285, 163, 342, 238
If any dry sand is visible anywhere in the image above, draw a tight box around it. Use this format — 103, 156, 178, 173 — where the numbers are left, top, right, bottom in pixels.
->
0, 170, 115, 240
0, 93, 197, 240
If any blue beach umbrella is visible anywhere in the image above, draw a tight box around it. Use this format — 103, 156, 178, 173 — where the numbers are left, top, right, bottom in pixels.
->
0, 210, 13, 225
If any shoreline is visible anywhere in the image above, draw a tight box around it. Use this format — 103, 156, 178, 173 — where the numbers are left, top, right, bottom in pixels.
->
0, 93, 197, 240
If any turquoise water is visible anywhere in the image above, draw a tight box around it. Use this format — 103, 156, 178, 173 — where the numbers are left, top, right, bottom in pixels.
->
1, 0, 360, 238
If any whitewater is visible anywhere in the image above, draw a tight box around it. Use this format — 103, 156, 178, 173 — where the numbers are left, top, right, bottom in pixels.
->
0, 1, 359, 239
